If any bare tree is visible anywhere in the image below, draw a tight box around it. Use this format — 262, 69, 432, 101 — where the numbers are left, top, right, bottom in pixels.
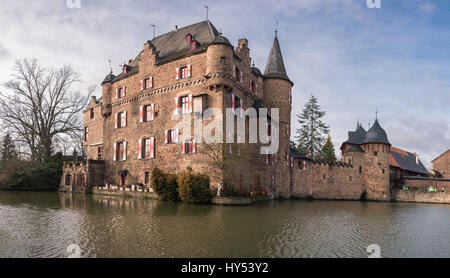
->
0, 58, 93, 161
202, 142, 253, 196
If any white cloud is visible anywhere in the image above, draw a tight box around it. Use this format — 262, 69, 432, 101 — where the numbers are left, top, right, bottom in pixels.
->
0, 0, 448, 169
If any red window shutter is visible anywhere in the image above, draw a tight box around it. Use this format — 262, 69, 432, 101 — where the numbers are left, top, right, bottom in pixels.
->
187, 65, 192, 77
114, 113, 118, 129
140, 80, 144, 90
113, 143, 117, 161
175, 68, 180, 80
150, 137, 155, 158
138, 139, 142, 159
174, 97, 179, 116
139, 106, 143, 123
150, 76, 153, 88
188, 94, 193, 113
164, 130, 168, 144
151, 103, 155, 120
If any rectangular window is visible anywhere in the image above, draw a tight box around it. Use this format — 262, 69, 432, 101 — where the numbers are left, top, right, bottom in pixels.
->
374, 151, 378, 156
97, 147, 102, 160
181, 67, 188, 79
84, 127, 88, 141
165, 129, 179, 144
145, 172, 150, 184
144, 139, 152, 159
90, 108, 94, 119
181, 96, 189, 115
145, 104, 154, 122
190, 41, 197, 50
182, 140, 196, 154
116, 142, 126, 161
117, 111, 127, 128
145, 77, 152, 89
118, 87, 125, 98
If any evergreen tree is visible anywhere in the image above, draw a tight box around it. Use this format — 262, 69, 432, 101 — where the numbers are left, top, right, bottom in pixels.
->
0, 134, 17, 162
321, 135, 337, 163
295, 95, 330, 159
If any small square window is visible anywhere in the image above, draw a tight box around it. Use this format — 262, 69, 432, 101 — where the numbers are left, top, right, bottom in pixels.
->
374, 151, 378, 156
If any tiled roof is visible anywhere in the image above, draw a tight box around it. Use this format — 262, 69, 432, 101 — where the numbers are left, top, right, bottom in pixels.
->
151, 20, 221, 64
390, 147, 428, 175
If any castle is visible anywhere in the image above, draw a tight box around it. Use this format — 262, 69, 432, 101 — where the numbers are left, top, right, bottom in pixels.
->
60, 20, 449, 202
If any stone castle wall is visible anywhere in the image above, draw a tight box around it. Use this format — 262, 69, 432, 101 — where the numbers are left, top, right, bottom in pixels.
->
291, 159, 364, 200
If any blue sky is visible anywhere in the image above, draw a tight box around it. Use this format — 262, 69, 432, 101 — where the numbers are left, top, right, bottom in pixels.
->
0, 0, 449, 167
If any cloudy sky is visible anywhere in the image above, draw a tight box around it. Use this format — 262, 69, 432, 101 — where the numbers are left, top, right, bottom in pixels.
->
0, 0, 449, 167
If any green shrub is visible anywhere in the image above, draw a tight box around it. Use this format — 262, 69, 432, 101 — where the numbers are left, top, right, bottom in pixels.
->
151, 167, 179, 201
177, 169, 211, 203
2, 161, 62, 191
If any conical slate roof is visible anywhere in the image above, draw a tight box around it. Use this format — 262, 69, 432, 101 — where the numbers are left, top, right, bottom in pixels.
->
264, 34, 291, 83
363, 119, 390, 145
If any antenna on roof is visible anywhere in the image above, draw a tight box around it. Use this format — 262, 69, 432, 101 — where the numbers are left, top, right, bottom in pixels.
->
375, 107, 378, 120
151, 24, 157, 39
204, 5, 209, 20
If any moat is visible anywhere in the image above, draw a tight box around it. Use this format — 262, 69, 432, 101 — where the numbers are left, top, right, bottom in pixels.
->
0, 192, 449, 258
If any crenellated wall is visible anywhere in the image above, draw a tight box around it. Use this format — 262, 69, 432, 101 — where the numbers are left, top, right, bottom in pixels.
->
291, 159, 365, 200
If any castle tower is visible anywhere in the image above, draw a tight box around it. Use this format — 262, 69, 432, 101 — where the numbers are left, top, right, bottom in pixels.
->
361, 119, 391, 201
263, 30, 294, 198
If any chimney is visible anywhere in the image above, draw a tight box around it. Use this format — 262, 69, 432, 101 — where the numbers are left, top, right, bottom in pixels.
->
414, 152, 419, 165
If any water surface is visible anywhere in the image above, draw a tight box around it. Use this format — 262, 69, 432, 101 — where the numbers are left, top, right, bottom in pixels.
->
0, 192, 448, 258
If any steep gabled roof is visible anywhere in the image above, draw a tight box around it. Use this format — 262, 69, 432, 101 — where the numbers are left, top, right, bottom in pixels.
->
109, 20, 228, 83
151, 20, 222, 63
390, 147, 428, 175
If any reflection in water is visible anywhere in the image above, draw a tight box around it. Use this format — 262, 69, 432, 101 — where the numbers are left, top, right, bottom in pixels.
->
0, 192, 449, 258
